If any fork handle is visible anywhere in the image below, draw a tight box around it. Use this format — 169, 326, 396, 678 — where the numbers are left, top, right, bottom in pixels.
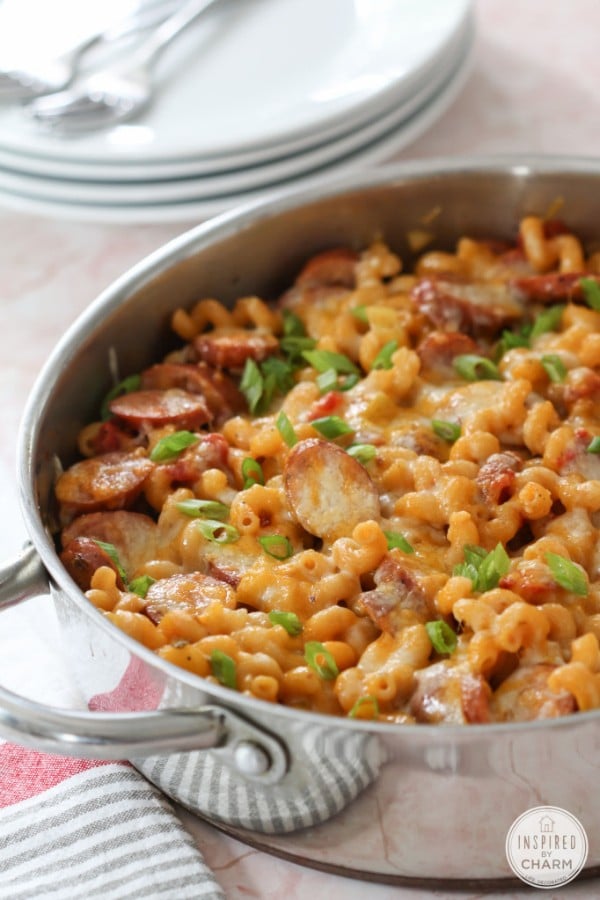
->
127, 0, 223, 69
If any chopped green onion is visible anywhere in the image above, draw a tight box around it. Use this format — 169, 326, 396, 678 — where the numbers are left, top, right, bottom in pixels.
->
150, 430, 198, 462
540, 353, 567, 383
210, 650, 237, 689
316, 368, 359, 393
176, 498, 230, 520
384, 531, 414, 553
276, 410, 298, 447
530, 304, 565, 339
92, 540, 128, 586
580, 277, 600, 311
129, 574, 156, 599
268, 610, 303, 636
476, 543, 510, 591
372, 340, 398, 370
100, 374, 141, 421
587, 436, 600, 454
454, 354, 502, 381
350, 305, 369, 324
240, 358, 265, 414
196, 519, 240, 544
261, 356, 295, 395
258, 534, 294, 560
305, 641, 339, 680
432, 419, 461, 443
496, 328, 531, 356
311, 415, 353, 439
453, 543, 509, 592
545, 552, 588, 596
280, 335, 317, 363
348, 695, 380, 719
282, 310, 307, 337
425, 620, 458, 655
347, 443, 377, 464
241, 457, 264, 488
302, 349, 359, 375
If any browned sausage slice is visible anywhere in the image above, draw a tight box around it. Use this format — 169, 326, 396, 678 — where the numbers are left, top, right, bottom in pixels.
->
295, 248, 358, 288
409, 661, 491, 724
284, 438, 380, 540
140, 362, 245, 423
60, 536, 125, 591
61, 510, 158, 575
511, 272, 600, 303
109, 388, 211, 430
416, 331, 479, 375
56, 452, 153, 517
193, 328, 279, 370
144, 572, 235, 624
489, 664, 576, 721
476, 451, 522, 504
412, 277, 523, 335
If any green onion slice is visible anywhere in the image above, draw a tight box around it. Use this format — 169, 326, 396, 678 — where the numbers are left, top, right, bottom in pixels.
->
316, 368, 359, 393
210, 650, 237, 689
241, 457, 264, 488
425, 620, 458, 655
92, 539, 128, 586
258, 534, 294, 560
100, 374, 141, 421
384, 531, 414, 553
305, 641, 339, 680
150, 430, 198, 462
276, 410, 298, 447
454, 354, 502, 381
240, 358, 265, 414
176, 498, 230, 520
545, 552, 588, 596
350, 305, 369, 324
587, 436, 600, 454
348, 695, 380, 719
540, 354, 567, 383
530, 304, 565, 339
302, 349, 359, 375
311, 415, 353, 439
282, 310, 307, 337
432, 419, 461, 443
372, 340, 398, 370
497, 328, 531, 356
196, 520, 240, 544
580, 277, 600, 311
129, 574, 156, 599
268, 610, 303, 636
347, 443, 377, 464
453, 543, 509, 592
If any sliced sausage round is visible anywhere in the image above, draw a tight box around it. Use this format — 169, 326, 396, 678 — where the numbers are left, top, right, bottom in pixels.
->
56, 452, 153, 516
284, 438, 380, 541
144, 572, 235, 624
60, 536, 125, 591
109, 388, 211, 429
61, 510, 158, 576
193, 328, 278, 370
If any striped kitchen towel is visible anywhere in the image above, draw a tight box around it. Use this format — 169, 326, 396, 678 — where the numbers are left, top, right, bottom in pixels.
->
0, 742, 225, 900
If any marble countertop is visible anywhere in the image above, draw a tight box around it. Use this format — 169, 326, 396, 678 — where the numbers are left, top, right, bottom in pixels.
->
1, 1, 599, 896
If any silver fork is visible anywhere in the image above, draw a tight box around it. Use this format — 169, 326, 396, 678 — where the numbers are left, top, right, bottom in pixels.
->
26, 0, 223, 134
0, 0, 181, 101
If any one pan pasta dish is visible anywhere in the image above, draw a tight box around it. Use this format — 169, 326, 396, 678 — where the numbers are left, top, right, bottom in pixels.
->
56, 215, 600, 724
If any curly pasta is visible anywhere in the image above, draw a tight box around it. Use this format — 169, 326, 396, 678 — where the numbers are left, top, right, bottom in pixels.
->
55, 215, 600, 725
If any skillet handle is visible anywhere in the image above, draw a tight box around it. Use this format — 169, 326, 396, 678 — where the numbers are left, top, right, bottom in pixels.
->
0, 544, 288, 783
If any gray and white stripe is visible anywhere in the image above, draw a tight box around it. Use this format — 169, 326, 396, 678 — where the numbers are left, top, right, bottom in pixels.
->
0, 765, 224, 900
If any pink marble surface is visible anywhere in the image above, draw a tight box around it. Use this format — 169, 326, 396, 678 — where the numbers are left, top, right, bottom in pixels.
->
1, 0, 599, 896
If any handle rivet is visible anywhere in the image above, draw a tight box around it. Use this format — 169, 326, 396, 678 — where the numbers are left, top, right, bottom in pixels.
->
233, 740, 271, 776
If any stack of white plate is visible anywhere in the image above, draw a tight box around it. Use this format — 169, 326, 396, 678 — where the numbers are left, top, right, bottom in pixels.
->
0, 0, 475, 223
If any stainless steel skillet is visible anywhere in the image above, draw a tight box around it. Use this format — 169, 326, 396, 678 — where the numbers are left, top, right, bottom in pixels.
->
2, 158, 600, 887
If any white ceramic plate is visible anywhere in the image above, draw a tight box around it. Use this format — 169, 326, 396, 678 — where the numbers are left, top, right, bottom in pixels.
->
0, 43, 473, 224
0, 0, 473, 164
0, 26, 472, 204
0, 11, 473, 182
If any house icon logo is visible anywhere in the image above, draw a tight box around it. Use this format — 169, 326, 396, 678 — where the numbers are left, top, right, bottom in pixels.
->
506, 805, 588, 889
539, 815, 554, 833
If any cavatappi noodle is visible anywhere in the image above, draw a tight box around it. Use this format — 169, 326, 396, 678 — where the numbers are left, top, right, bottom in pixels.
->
55, 215, 600, 724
